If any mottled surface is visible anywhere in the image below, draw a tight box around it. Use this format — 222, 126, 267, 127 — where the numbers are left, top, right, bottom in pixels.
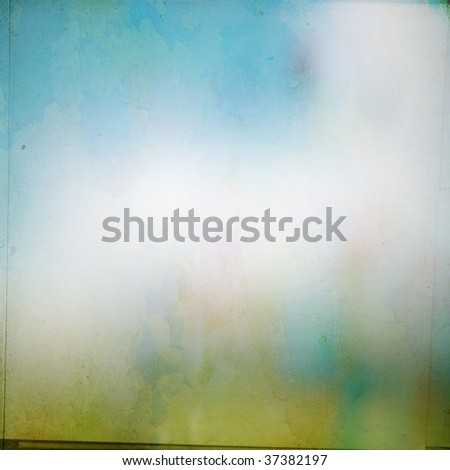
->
426, 20, 450, 448
1, 0, 449, 449
0, 0, 10, 441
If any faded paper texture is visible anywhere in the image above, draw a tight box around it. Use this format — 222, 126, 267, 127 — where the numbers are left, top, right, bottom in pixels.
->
3, 1, 450, 449
426, 21, 450, 450
0, 0, 9, 443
